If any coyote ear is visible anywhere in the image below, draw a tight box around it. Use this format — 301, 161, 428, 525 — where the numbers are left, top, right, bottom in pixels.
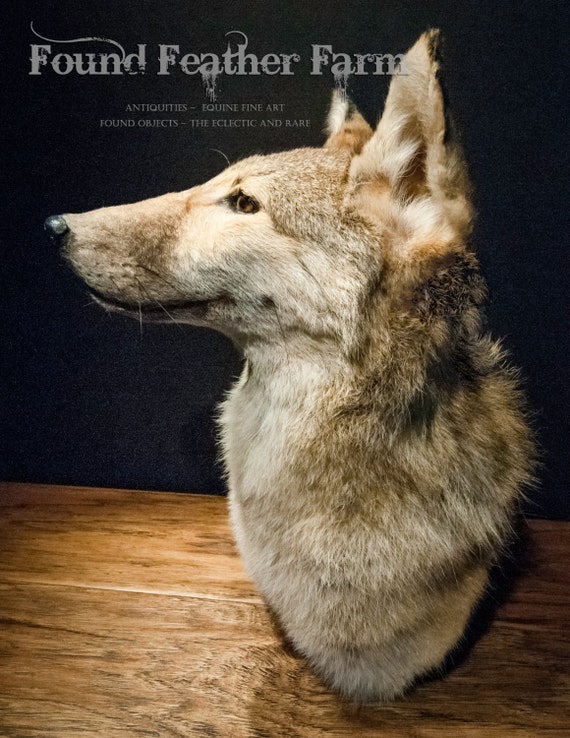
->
324, 91, 374, 155
351, 30, 472, 237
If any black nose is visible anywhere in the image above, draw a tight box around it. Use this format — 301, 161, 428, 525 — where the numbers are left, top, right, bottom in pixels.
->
44, 214, 69, 241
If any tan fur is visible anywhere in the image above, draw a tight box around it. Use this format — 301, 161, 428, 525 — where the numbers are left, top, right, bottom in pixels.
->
59, 31, 534, 701
324, 91, 374, 154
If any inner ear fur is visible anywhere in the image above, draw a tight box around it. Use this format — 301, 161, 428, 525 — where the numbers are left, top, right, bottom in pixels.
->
349, 29, 473, 240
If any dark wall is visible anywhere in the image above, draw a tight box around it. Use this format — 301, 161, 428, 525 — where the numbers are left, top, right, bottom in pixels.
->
2, 1, 568, 517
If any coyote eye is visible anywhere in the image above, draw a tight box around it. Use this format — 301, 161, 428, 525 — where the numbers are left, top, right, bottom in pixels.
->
230, 191, 260, 214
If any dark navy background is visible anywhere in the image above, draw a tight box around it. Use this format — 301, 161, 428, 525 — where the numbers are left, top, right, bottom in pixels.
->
2, 1, 568, 517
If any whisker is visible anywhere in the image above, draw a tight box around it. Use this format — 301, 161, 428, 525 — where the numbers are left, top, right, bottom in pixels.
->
138, 302, 143, 339
136, 263, 188, 297
210, 147, 231, 168
135, 263, 213, 315
132, 275, 186, 333
152, 300, 186, 331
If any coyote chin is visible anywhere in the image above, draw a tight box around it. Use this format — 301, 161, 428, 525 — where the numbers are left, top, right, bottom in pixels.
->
47, 30, 534, 701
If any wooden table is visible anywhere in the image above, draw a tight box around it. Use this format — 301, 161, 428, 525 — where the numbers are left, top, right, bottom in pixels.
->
0, 483, 568, 737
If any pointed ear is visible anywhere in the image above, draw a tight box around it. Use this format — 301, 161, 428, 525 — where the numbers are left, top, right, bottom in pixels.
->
351, 30, 473, 238
324, 91, 374, 155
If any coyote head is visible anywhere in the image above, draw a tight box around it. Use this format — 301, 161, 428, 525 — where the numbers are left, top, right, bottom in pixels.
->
50, 30, 480, 363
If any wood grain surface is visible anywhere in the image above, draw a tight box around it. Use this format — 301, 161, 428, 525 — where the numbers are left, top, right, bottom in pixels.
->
0, 482, 568, 737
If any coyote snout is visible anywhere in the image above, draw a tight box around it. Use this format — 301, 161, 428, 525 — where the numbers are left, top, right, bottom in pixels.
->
52, 30, 534, 701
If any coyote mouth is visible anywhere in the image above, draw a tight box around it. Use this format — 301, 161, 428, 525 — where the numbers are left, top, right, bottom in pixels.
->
88, 289, 214, 318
